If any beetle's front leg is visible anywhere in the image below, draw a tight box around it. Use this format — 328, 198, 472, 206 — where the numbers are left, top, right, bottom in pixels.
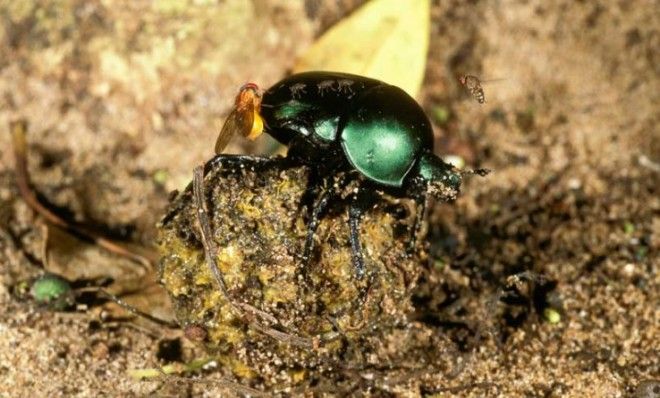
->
348, 203, 366, 280
202, 153, 279, 174
162, 155, 290, 226
348, 186, 372, 280
408, 184, 430, 253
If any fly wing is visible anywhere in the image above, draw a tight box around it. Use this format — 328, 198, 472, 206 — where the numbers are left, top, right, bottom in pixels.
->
214, 104, 254, 154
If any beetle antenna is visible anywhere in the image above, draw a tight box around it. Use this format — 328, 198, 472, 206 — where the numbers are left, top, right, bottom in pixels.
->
460, 168, 491, 177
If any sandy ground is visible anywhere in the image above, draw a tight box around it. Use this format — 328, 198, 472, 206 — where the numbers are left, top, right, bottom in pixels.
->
0, 0, 658, 396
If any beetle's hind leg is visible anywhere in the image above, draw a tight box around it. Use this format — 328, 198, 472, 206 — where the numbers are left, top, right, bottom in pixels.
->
302, 185, 333, 265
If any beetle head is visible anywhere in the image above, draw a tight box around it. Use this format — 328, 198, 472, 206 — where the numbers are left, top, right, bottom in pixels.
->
417, 153, 461, 201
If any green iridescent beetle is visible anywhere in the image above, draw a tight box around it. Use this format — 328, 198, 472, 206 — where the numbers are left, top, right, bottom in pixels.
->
213, 71, 461, 279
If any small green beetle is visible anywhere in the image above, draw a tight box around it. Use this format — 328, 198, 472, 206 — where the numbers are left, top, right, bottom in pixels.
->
30, 273, 74, 310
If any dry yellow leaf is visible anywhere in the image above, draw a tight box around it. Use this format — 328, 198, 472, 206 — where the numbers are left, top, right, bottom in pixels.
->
294, 0, 430, 98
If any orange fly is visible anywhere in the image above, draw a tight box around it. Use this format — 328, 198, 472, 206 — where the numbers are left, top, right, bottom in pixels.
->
214, 83, 264, 154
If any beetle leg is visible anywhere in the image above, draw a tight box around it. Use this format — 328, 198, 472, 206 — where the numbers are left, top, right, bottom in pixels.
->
297, 167, 322, 225
162, 155, 290, 226
301, 172, 352, 265
203, 153, 289, 175
348, 189, 367, 280
302, 183, 333, 265
408, 185, 430, 253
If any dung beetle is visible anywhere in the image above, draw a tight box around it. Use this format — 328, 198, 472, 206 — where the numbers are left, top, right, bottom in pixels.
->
214, 71, 461, 279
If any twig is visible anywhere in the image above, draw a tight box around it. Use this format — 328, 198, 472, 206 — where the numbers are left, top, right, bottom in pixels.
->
426, 381, 496, 394
235, 302, 279, 325
191, 164, 318, 349
39, 223, 49, 265
132, 357, 269, 396
10, 120, 153, 269
76, 286, 179, 329
247, 322, 314, 349
191, 166, 234, 305
155, 372, 269, 397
